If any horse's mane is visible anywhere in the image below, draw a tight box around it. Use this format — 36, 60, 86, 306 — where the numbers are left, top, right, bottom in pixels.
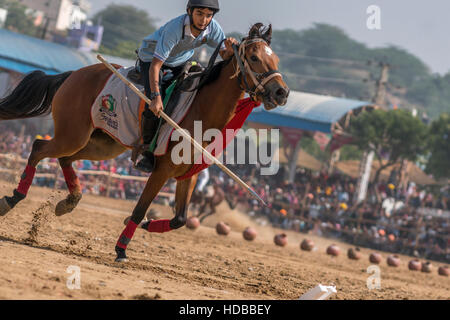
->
197, 59, 232, 90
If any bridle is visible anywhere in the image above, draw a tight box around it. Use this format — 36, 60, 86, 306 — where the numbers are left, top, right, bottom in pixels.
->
231, 38, 284, 101
187, 37, 285, 101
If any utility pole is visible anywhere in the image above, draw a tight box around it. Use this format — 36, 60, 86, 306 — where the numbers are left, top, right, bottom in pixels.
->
41, 17, 49, 39
41, 16, 55, 40
372, 62, 390, 109
354, 61, 390, 204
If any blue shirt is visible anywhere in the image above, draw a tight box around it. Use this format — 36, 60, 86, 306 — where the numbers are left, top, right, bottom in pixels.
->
138, 14, 226, 67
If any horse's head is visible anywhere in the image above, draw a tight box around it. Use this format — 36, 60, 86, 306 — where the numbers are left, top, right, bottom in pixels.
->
232, 23, 290, 110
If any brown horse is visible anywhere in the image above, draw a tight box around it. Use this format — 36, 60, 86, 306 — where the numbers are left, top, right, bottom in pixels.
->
191, 183, 226, 223
0, 23, 289, 262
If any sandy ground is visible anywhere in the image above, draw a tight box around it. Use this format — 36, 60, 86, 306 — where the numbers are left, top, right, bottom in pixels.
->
0, 181, 448, 300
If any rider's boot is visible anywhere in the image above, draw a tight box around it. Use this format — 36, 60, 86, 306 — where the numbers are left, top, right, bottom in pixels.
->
135, 109, 158, 173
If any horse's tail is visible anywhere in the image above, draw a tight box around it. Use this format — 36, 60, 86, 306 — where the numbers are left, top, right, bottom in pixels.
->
0, 70, 72, 120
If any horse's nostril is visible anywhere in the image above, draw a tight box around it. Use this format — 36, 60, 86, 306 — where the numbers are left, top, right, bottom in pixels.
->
276, 88, 287, 97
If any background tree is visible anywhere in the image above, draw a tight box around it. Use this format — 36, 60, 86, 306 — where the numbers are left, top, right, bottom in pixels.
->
349, 109, 428, 199
93, 4, 157, 59
0, 0, 37, 36
426, 113, 450, 179
98, 40, 140, 60
268, 24, 448, 119
338, 144, 364, 161
406, 73, 450, 119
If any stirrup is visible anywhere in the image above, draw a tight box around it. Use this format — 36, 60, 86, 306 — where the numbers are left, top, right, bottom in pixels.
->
131, 143, 149, 166
135, 152, 155, 173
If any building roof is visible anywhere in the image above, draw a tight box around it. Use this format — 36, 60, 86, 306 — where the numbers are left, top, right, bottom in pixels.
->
274, 148, 323, 172
335, 160, 437, 185
248, 90, 374, 133
0, 29, 135, 75
0, 29, 96, 74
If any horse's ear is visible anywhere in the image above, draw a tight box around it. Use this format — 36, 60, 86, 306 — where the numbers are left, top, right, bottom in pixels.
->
263, 24, 272, 45
249, 22, 263, 38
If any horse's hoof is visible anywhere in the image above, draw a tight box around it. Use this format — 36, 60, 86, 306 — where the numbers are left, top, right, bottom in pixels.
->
115, 246, 128, 262
55, 194, 81, 216
55, 200, 71, 216
0, 197, 12, 216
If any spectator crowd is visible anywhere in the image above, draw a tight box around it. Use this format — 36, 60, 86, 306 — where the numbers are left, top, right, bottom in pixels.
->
0, 127, 448, 263
210, 164, 449, 263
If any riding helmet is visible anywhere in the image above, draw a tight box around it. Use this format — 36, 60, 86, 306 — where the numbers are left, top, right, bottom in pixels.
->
187, 0, 220, 13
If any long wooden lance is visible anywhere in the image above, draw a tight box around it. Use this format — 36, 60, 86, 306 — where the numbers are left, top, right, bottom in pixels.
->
97, 55, 267, 207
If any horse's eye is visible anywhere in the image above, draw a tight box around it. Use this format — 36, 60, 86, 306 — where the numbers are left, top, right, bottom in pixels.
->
250, 56, 259, 62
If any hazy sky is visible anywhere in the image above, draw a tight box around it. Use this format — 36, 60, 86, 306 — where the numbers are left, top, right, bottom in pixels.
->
90, 0, 450, 74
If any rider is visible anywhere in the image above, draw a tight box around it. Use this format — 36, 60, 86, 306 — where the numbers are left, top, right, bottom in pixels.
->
135, 0, 238, 172
196, 167, 210, 194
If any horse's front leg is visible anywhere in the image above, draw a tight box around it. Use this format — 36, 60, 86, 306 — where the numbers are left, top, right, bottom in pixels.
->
141, 175, 198, 232
115, 168, 170, 262
199, 199, 216, 223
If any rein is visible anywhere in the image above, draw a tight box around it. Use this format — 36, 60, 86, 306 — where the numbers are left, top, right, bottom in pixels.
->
185, 38, 227, 92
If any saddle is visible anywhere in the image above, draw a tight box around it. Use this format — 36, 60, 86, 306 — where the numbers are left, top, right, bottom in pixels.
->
126, 58, 204, 92
128, 60, 205, 164
162, 61, 205, 118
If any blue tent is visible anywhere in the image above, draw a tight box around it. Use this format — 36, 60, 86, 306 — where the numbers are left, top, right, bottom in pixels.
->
248, 90, 374, 133
0, 29, 98, 74
0, 29, 135, 75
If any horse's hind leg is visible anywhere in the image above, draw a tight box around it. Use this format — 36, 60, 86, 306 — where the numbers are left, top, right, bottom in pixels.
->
55, 131, 126, 216
199, 205, 213, 223
0, 130, 93, 216
55, 157, 83, 217
199, 199, 217, 223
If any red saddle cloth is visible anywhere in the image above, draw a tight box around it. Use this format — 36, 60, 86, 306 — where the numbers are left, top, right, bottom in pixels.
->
175, 97, 261, 181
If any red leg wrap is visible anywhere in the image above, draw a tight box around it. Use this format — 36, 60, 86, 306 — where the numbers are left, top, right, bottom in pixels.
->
116, 220, 138, 249
16, 165, 36, 196
146, 219, 173, 233
62, 166, 81, 194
